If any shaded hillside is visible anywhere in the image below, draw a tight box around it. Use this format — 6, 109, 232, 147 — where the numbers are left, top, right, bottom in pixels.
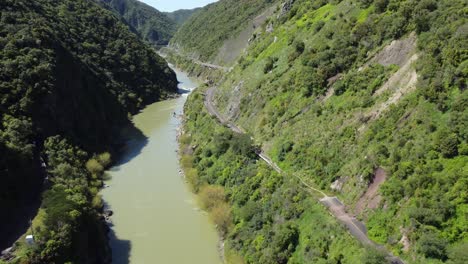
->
101, 0, 176, 45
175, 0, 467, 263
164, 8, 201, 26
0, 0, 177, 262
170, 0, 279, 63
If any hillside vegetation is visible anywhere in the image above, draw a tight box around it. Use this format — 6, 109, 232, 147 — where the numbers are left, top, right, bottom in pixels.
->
164, 8, 201, 26
181, 87, 373, 264
0, 0, 176, 262
175, 0, 467, 263
170, 0, 279, 62
101, 0, 177, 45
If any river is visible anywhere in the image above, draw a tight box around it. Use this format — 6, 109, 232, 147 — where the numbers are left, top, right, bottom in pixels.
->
101, 67, 221, 264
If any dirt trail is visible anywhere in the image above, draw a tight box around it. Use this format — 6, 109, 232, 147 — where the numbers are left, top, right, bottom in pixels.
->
355, 168, 387, 215
163, 47, 232, 72
193, 59, 232, 71
203, 86, 405, 264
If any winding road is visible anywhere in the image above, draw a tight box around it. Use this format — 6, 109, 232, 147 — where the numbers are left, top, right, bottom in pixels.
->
192, 59, 232, 72
162, 47, 232, 72
203, 86, 405, 264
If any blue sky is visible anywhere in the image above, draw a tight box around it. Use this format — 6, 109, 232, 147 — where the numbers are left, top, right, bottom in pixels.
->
139, 0, 218, 12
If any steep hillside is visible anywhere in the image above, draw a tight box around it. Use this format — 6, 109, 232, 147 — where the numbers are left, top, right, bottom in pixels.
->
164, 8, 201, 26
0, 0, 177, 262
176, 0, 467, 263
101, 0, 176, 45
181, 88, 370, 264
170, 0, 279, 64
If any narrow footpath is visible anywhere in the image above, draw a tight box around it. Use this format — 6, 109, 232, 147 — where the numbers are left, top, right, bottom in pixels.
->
204, 86, 405, 264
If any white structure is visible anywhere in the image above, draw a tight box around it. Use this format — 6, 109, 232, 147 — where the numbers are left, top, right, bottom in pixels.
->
25, 235, 35, 246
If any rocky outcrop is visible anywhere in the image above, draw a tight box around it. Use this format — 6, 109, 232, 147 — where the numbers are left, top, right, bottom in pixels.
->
279, 0, 296, 17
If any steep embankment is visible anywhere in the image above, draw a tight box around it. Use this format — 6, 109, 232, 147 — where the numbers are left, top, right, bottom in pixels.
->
101, 0, 177, 45
181, 87, 370, 264
176, 0, 467, 263
170, 0, 280, 66
0, 0, 177, 262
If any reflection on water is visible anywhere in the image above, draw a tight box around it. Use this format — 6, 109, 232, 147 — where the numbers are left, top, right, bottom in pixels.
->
101, 68, 221, 264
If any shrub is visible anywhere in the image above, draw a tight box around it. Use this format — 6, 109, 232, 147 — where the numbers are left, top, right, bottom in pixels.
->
211, 203, 232, 235
375, 0, 389, 13
417, 232, 448, 260
438, 133, 459, 158
97, 152, 111, 168
448, 242, 468, 264
86, 159, 104, 176
199, 185, 226, 211
361, 247, 389, 264
264, 57, 278, 73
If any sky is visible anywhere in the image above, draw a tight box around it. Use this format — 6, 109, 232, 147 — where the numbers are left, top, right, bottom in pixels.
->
139, 0, 219, 12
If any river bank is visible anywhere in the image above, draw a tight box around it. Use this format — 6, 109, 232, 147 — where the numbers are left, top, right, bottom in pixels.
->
101, 66, 221, 264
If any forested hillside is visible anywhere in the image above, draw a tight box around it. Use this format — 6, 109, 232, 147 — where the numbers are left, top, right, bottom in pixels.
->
174, 0, 467, 263
164, 8, 201, 26
170, 0, 279, 63
101, 0, 177, 45
0, 0, 177, 262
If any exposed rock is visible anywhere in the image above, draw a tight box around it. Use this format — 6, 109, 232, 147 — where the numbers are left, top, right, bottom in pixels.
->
370, 32, 417, 67
215, 5, 276, 65
399, 227, 411, 252
0, 247, 14, 261
266, 23, 274, 33
104, 209, 113, 217
226, 81, 244, 121
330, 179, 344, 192
279, 0, 296, 18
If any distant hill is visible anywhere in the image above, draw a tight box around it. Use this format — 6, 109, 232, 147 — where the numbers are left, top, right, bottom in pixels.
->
101, 0, 177, 45
170, 0, 278, 63
164, 8, 201, 26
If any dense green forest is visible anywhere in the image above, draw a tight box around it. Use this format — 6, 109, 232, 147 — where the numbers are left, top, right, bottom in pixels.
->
164, 8, 201, 26
172, 0, 467, 263
170, 0, 279, 62
101, 0, 177, 45
0, 0, 177, 262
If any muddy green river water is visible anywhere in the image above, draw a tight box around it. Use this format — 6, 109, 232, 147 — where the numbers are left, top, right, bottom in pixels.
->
101, 68, 221, 264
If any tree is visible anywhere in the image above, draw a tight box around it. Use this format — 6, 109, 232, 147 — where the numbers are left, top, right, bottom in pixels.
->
295, 66, 326, 97
264, 57, 278, 73
361, 248, 389, 264
375, 0, 389, 13
439, 133, 459, 158
417, 232, 448, 260
199, 185, 226, 211
97, 152, 111, 168
85, 159, 104, 176
211, 203, 232, 235
448, 243, 468, 264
